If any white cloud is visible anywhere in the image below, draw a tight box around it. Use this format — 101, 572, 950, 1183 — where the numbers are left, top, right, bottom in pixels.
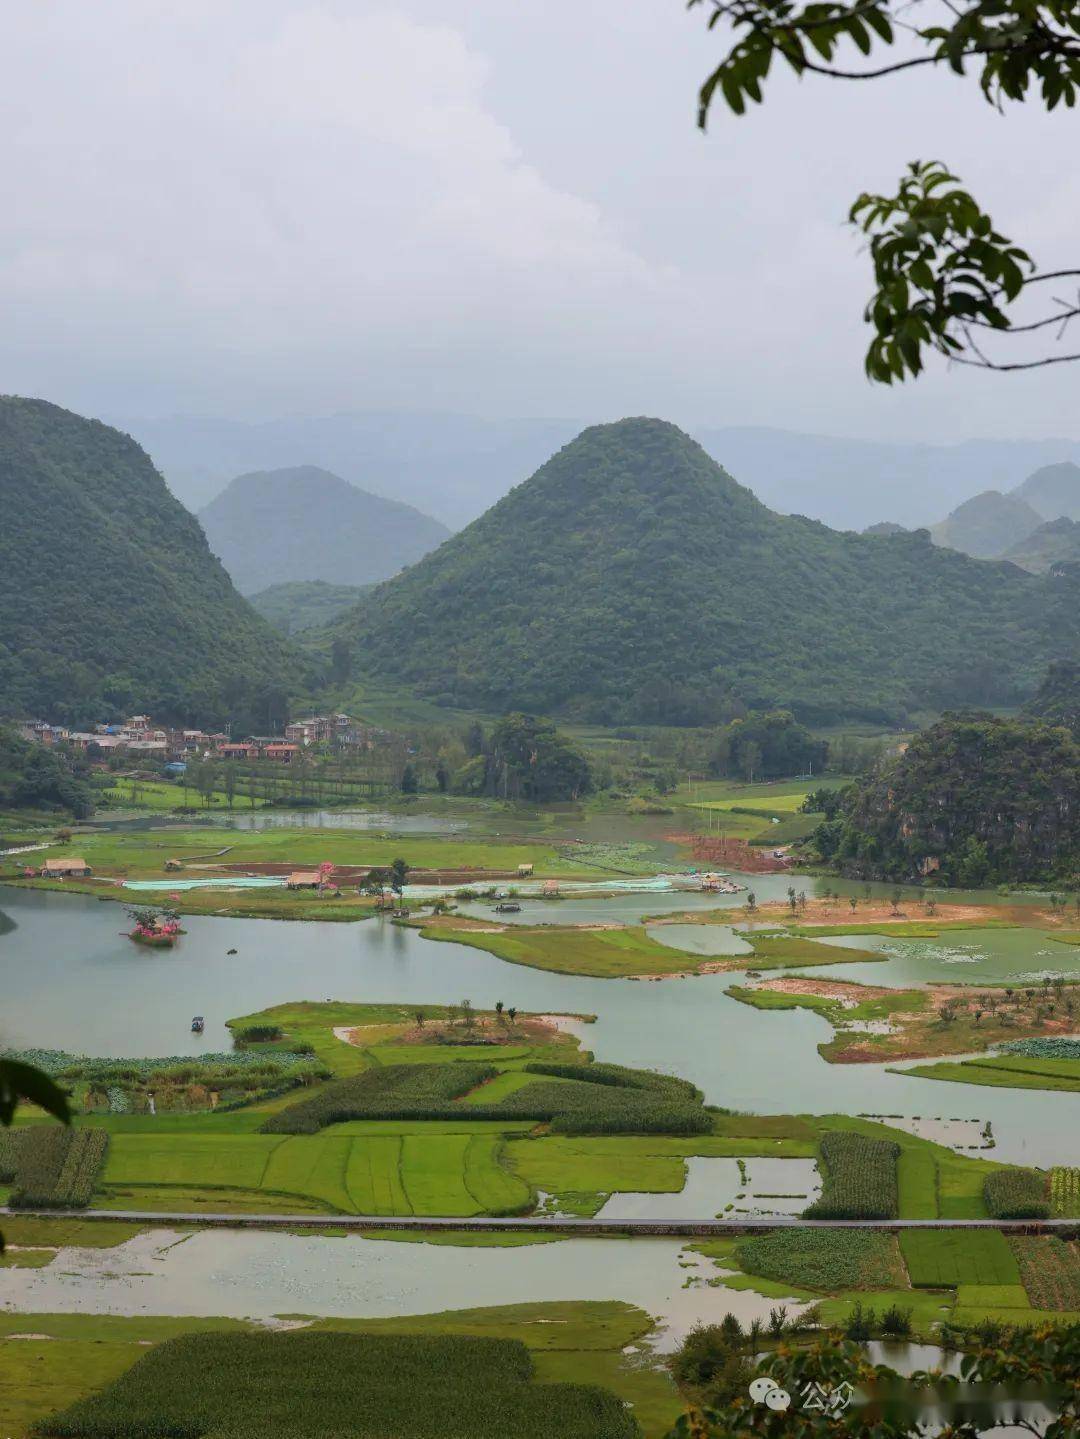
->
0, 0, 1075, 434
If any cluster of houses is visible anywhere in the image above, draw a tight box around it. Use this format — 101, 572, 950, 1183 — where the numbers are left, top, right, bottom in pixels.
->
17, 712, 378, 767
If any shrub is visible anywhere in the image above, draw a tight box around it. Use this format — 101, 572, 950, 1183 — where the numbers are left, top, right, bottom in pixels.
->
233, 1024, 284, 1044
803, 1131, 899, 1220
844, 1301, 877, 1340
9, 1127, 108, 1209
38, 1329, 637, 1439
984, 1167, 1050, 1220
880, 1304, 913, 1337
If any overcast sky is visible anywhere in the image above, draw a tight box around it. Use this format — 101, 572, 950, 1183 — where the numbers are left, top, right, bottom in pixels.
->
3, 0, 1077, 441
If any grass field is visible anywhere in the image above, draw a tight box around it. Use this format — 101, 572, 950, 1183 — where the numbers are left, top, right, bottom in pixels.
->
100, 779, 267, 811
421, 919, 883, 979
418, 922, 707, 977
899, 1230, 1020, 1287
9, 826, 574, 879
900, 1054, 1080, 1092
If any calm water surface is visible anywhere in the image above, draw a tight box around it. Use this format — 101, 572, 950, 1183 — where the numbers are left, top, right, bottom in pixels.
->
1, 888, 1077, 1164
0, 1229, 798, 1347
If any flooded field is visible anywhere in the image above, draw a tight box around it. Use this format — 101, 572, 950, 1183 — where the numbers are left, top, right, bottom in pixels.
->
0, 1228, 797, 1349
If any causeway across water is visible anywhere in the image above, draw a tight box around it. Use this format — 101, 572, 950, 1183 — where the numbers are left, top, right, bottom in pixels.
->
5, 1208, 1077, 1236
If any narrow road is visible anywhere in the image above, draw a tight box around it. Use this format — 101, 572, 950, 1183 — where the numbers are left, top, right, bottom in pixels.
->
4, 1208, 1076, 1235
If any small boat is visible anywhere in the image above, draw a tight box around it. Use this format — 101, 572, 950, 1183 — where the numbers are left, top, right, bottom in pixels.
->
495, 901, 521, 914
191, 1015, 205, 1033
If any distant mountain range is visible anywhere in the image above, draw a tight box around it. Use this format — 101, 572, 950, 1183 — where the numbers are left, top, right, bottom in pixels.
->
0, 398, 296, 726
198, 466, 450, 594
924, 462, 1080, 570
331, 418, 1080, 726
115, 409, 1080, 533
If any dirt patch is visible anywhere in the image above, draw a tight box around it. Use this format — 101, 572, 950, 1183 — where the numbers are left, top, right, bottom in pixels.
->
754, 976, 896, 1007
665, 836, 790, 872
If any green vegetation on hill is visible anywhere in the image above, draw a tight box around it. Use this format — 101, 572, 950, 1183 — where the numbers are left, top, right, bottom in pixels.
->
1025, 659, 1080, 736
818, 711, 1080, 882
1014, 461, 1080, 521
248, 579, 374, 634
332, 418, 1080, 725
930, 489, 1044, 559
0, 397, 298, 728
1004, 516, 1080, 574
199, 465, 450, 594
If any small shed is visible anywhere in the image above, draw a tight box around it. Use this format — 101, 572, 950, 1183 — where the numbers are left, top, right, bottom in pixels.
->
542, 878, 560, 897
286, 871, 321, 890
42, 857, 92, 878
517, 863, 534, 877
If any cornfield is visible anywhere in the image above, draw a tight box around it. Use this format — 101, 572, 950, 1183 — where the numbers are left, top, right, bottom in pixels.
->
984, 1167, 1050, 1220
0, 1128, 25, 1183
9, 1126, 109, 1208
802, 1132, 899, 1220
263, 1060, 712, 1137
39, 1329, 639, 1439
1050, 1167, 1080, 1217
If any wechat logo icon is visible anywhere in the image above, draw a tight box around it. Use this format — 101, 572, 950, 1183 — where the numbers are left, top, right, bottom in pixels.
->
749, 1376, 792, 1411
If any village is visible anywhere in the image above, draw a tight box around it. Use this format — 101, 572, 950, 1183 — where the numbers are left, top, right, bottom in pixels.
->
15, 710, 379, 765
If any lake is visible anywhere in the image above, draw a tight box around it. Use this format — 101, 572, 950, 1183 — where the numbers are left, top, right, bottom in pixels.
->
1, 887, 1077, 1166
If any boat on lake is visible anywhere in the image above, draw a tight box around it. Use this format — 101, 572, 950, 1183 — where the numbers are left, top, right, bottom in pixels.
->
191, 1015, 205, 1033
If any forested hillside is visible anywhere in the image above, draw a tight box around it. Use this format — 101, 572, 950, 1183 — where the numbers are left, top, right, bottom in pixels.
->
930, 490, 1044, 560
199, 466, 450, 593
1004, 517, 1080, 574
0, 397, 298, 727
817, 713, 1080, 884
249, 580, 373, 634
333, 419, 1080, 726
1025, 661, 1080, 736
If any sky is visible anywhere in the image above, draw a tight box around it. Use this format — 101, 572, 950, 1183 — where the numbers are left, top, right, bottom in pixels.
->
2, 0, 1078, 442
